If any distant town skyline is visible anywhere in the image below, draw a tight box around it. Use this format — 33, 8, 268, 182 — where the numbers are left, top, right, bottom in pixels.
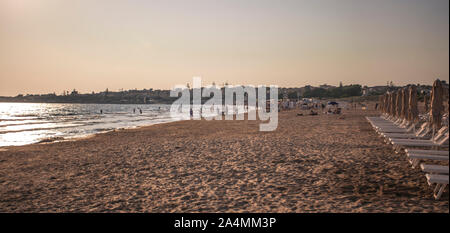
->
1, 0, 449, 96
2, 80, 444, 97
0, 78, 447, 97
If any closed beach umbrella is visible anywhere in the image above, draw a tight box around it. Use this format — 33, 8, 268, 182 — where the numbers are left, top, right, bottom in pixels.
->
398, 90, 403, 117
424, 93, 430, 112
379, 95, 384, 112
396, 90, 402, 117
399, 89, 405, 118
386, 92, 391, 115
385, 93, 390, 114
401, 88, 409, 120
443, 86, 449, 114
408, 85, 419, 123
391, 93, 394, 114
390, 92, 396, 116
430, 79, 444, 131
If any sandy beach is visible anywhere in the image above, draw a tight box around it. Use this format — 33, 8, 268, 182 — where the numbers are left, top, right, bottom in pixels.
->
0, 105, 448, 212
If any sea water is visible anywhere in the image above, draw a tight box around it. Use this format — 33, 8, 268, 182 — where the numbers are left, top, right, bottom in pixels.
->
0, 102, 254, 147
0, 103, 180, 147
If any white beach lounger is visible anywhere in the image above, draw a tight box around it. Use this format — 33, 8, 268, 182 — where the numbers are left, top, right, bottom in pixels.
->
425, 174, 449, 200
366, 117, 394, 128
391, 138, 444, 145
376, 123, 415, 134
382, 122, 431, 140
384, 132, 430, 140
420, 164, 449, 174
367, 116, 388, 122
393, 139, 448, 148
366, 116, 402, 126
372, 119, 407, 127
389, 127, 448, 143
391, 133, 449, 152
407, 154, 448, 168
405, 149, 449, 156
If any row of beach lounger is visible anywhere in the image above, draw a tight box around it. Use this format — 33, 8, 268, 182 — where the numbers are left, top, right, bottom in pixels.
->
366, 114, 449, 200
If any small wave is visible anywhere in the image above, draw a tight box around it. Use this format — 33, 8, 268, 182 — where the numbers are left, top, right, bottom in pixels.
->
12, 114, 40, 118
49, 112, 79, 117
38, 136, 65, 143
0, 121, 54, 128
0, 117, 44, 121
94, 128, 113, 132
0, 124, 84, 134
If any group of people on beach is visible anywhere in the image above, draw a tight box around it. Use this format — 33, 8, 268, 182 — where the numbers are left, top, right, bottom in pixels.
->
99, 107, 144, 115
133, 108, 143, 114
181, 104, 247, 118
279, 99, 343, 116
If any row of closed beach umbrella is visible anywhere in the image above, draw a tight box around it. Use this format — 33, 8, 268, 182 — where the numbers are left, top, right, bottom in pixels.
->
379, 79, 447, 132
371, 79, 448, 200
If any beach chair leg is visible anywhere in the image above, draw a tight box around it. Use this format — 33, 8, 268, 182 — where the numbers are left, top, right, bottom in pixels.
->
433, 184, 441, 193
393, 145, 402, 154
410, 159, 420, 168
434, 184, 447, 200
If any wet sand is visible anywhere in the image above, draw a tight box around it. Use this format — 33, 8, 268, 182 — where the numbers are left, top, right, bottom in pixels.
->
0, 106, 448, 212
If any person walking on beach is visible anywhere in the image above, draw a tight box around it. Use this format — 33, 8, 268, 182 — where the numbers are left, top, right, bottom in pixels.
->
133, 108, 136, 114
100, 109, 103, 114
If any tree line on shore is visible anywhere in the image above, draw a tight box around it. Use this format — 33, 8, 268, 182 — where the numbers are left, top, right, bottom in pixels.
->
0, 82, 440, 104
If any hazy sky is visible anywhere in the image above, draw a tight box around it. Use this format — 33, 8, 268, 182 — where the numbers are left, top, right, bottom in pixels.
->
0, 0, 448, 96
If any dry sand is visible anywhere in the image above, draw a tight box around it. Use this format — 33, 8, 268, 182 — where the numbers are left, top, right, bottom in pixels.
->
0, 106, 448, 212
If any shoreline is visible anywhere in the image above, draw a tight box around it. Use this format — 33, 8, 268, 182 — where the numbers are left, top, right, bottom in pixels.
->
0, 118, 190, 150
0, 104, 257, 148
0, 113, 252, 149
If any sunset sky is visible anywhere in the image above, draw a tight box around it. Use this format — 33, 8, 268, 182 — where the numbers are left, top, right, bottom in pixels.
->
0, 0, 448, 96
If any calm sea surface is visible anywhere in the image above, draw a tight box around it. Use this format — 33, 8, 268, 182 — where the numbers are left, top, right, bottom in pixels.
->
0, 103, 185, 147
